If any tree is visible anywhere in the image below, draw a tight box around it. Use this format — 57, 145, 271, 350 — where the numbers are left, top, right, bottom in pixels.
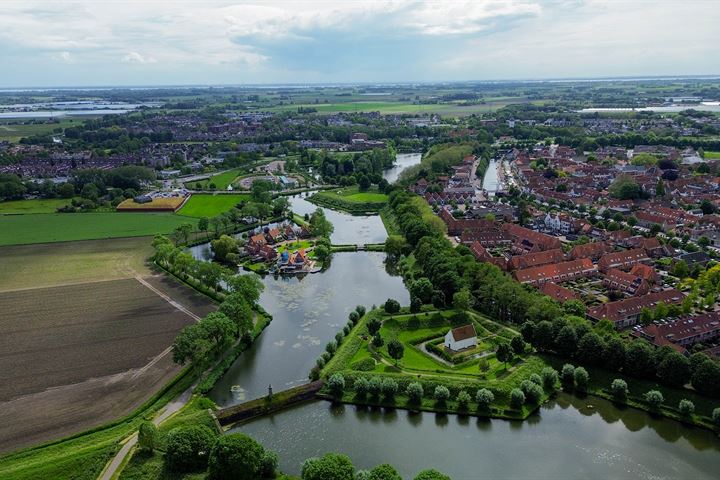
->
367, 317, 382, 336
576, 332, 605, 366
372, 334, 384, 348
713, 408, 720, 428
355, 305, 366, 317
531, 321, 555, 352
510, 388, 526, 409
561, 364, 575, 390
678, 399, 695, 418
368, 464, 401, 480
456, 390, 471, 410
381, 378, 398, 399
309, 208, 334, 238
358, 175, 371, 192
672, 260, 690, 279
691, 359, 720, 396
164, 425, 217, 471
496, 343, 512, 369
354, 377, 369, 397
384, 298, 401, 314
58, 182, 75, 198
301, 453, 355, 480
610, 379, 628, 402
434, 385, 450, 404
541, 367, 558, 391
406, 382, 423, 403
476, 388, 494, 410
137, 421, 158, 453
625, 341, 656, 378
602, 337, 626, 372
226, 274, 264, 305
644, 390, 664, 409
328, 373, 345, 398
655, 178, 666, 197
409, 278, 434, 303
452, 288, 472, 311
609, 175, 641, 200
554, 325, 578, 358
199, 312, 237, 352
563, 299, 585, 317
387, 340, 405, 365
198, 217, 210, 237
414, 469, 452, 480
207, 433, 266, 480
211, 235, 239, 263
657, 351, 690, 387
573, 367, 589, 392
510, 335, 526, 354
219, 294, 253, 335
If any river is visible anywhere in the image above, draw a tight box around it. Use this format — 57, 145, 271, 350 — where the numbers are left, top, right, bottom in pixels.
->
482, 159, 502, 195
233, 394, 720, 479
382, 152, 422, 184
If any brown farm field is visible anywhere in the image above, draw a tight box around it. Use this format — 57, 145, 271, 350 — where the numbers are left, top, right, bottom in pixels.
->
0, 239, 216, 454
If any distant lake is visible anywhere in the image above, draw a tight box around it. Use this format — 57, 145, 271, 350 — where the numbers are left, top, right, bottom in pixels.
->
0, 101, 163, 118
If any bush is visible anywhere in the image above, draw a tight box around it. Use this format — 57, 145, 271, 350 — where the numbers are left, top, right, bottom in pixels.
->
476, 388, 494, 411
301, 453, 355, 480
414, 470, 451, 480
372, 334, 384, 348
343, 325, 351, 336
510, 335, 526, 354
407, 382, 424, 403
328, 373, 346, 397
434, 385, 450, 404
382, 378, 399, 399
351, 358, 376, 372
164, 425, 217, 472
678, 399, 695, 418
520, 381, 543, 404
354, 377, 369, 397
457, 390, 471, 410
610, 379, 628, 402
574, 367, 589, 392
349, 311, 360, 324
561, 364, 575, 390
510, 388, 526, 409
713, 408, 720, 427
529, 373, 542, 386
541, 367, 558, 391
335, 331, 344, 344
644, 390, 664, 409
368, 464, 402, 480
207, 433, 265, 480
368, 377, 383, 397
384, 298, 401, 314
355, 305, 367, 317
137, 421, 157, 453
326, 341, 337, 354
316, 357, 326, 369
261, 451, 278, 478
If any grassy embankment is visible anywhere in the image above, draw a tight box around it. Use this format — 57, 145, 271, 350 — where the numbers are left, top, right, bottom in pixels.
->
0, 213, 197, 246
308, 185, 388, 214
176, 193, 250, 218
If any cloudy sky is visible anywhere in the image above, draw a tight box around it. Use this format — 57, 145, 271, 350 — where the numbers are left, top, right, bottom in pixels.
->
0, 0, 717, 87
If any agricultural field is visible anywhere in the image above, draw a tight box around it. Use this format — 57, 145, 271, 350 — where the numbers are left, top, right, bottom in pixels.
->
176, 193, 249, 218
0, 237, 153, 292
0, 198, 70, 214
0, 119, 84, 142
0, 213, 196, 246
0, 276, 215, 454
116, 196, 188, 212
266, 100, 526, 116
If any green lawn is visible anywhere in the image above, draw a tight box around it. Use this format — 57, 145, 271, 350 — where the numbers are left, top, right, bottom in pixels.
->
184, 169, 242, 190
309, 186, 388, 214
704, 151, 720, 159
176, 194, 249, 218
276, 240, 314, 253
0, 213, 196, 246
0, 198, 70, 214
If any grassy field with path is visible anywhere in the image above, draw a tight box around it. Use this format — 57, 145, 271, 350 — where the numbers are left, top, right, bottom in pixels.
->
184, 168, 242, 190
176, 194, 249, 218
0, 213, 196, 246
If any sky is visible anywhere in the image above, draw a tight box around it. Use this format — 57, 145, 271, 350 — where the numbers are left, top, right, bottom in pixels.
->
0, 0, 718, 87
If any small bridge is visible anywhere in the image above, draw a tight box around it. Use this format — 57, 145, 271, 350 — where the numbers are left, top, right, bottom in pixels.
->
215, 381, 324, 427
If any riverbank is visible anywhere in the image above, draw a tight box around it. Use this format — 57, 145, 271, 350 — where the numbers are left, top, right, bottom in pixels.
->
308, 186, 388, 214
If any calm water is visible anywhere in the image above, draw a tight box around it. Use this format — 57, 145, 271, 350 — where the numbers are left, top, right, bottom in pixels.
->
482, 159, 501, 193
288, 194, 388, 244
209, 252, 409, 406
579, 104, 720, 113
382, 152, 422, 183
235, 394, 720, 479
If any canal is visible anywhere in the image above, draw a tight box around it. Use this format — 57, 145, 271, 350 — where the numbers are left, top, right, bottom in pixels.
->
382, 152, 422, 184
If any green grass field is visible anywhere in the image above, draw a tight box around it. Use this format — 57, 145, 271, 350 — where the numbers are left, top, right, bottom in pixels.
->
704, 151, 720, 159
266, 101, 523, 116
184, 169, 242, 190
0, 198, 70, 214
0, 213, 196, 246
0, 119, 86, 142
309, 186, 388, 213
176, 194, 249, 218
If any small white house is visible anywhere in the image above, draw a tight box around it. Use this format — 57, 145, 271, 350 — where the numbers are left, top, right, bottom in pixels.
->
444, 324, 477, 352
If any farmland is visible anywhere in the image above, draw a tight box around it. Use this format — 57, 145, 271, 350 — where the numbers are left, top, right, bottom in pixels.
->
0, 119, 84, 142
0, 213, 196, 246
266, 100, 525, 116
176, 193, 249, 218
0, 276, 215, 454
0, 198, 70, 214
116, 196, 188, 212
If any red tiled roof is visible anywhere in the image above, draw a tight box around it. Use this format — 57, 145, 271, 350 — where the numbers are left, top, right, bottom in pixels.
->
514, 258, 596, 285
539, 282, 579, 303
509, 248, 565, 271
450, 324, 477, 342
587, 289, 684, 324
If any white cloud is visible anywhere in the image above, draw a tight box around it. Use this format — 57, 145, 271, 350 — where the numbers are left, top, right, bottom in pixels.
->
54, 51, 72, 62
121, 51, 157, 64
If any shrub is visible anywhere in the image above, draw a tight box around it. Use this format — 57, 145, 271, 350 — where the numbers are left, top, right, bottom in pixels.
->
335, 331, 344, 344
521, 381, 543, 404
574, 367, 589, 392
476, 388, 494, 411
328, 373, 346, 397
541, 367, 558, 390
207, 433, 265, 480
713, 408, 720, 427
384, 298, 401, 314
261, 451, 278, 478
349, 311, 360, 324
368, 464, 402, 480
644, 390, 664, 409
354, 377, 369, 397
414, 470, 451, 480
316, 357, 326, 369
434, 385, 450, 404
321, 351, 332, 362
529, 373, 542, 386
610, 379, 628, 402
372, 334, 384, 348
510, 388, 526, 409
407, 382, 424, 403
301, 453, 355, 480
343, 325, 351, 336
678, 399, 695, 418
457, 391, 471, 410
510, 335, 526, 354
355, 305, 366, 317
561, 364, 575, 390
351, 358, 376, 372
164, 425, 217, 472
381, 378, 399, 399
326, 341, 337, 354
137, 421, 157, 453
368, 377, 383, 397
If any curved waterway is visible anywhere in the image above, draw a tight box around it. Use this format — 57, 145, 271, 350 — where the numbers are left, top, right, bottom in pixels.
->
382, 152, 422, 184
233, 394, 720, 479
